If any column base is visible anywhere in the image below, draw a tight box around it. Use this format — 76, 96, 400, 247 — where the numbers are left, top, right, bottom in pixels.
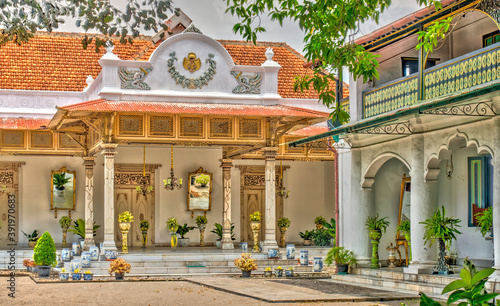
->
261, 240, 279, 252
221, 239, 234, 250
102, 240, 117, 251
83, 237, 95, 251
404, 261, 435, 274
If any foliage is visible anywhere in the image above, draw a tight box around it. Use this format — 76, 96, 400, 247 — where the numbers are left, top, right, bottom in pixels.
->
420, 206, 461, 247
139, 220, 150, 231
118, 211, 134, 223
225, 0, 446, 123
176, 223, 195, 238
323, 218, 336, 238
23, 229, 39, 242
195, 215, 208, 227
298, 230, 314, 241
417, 16, 452, 53
397, 219, 411, 235
53, 172, 70, 189
312, 229, 332, 246
365, 214, 390, 233
33, 231, 57, 267
23, 259, 35, 267
314, 216, 326, 225
59, 216, 72, 229
324, 246, 357, 266
234, 253, 257, 272
277, 217, 291, 228
108, 258, 131, 275
211, 223, 235, 240
475, 207, 493, 237
250, 211, 261, 222
68, 218, 100, 239
419, 292, 442, 306
195, 174, 210, 186
0, 0, 175, 52
166, 217, 179, 232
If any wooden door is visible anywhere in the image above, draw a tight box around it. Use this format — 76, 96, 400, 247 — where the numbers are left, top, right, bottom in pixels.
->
0, 163, 23, 247
242, 190, 265, 242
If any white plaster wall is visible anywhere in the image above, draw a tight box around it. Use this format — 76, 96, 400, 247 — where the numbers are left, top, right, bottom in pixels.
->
451, 11, 498, 59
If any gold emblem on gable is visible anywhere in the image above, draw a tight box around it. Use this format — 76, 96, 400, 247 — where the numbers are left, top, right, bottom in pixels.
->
183, 52, 202, 73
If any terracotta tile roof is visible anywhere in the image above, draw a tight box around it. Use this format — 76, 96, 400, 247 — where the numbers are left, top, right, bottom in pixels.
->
0, 118, 50, 129
355, 0, 457, 46
61, 99, 329, 118
0, 32, 349, 100
289, 126, 329, 136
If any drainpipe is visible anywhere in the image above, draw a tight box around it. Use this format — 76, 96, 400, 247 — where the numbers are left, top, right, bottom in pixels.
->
327, 137, 339, 247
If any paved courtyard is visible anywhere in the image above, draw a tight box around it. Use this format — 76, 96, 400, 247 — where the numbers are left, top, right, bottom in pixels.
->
0, 276, 421, 305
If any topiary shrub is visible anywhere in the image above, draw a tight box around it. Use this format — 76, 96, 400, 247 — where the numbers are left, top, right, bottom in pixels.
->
33, 231, 57, 267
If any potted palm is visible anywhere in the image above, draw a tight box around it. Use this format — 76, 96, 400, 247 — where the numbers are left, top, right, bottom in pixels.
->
23, 230, 39, 247
59, 216, 72, 248
250, 211, 261, 252
325, 246, 357, 274
315, 216, 326, 229
475, 207, 493, 237
53, 172, 70, 197
277, 217, 291, 247
234, 253, 257, 277
68, 218, 100, 250
195, 216, 208, 246
323, 218, 336, 246
211, 222, 235, 248
365, 214, 390, 269
299, 230, 314, 246
420, 206, 461, 274
140, 220, 149, 248
166, 217, 179, 249
33, 231, 57, 278
108, 258, 131, 280
177, 223, 195, 247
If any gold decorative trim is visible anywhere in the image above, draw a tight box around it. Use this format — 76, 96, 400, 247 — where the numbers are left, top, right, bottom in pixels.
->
30, 131, 54, 149
2, 130, 25, 148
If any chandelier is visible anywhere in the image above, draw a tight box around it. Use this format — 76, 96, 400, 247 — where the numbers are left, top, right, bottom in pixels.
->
277, 160, 290, 199
136, 144, 153, 196
164, 146, 182, 190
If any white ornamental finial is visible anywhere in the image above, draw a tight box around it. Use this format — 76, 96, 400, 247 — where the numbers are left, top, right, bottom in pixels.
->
86, 75, 94, 87
265, 47, 274, 61
105, 40, 115, 54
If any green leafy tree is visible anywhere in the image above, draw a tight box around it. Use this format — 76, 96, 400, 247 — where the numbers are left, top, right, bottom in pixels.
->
225, 0, 449, 123
33, 231, 57, 267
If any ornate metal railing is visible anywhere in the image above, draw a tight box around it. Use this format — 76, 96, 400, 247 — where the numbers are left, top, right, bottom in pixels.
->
362, 75, 418, 118
423, 44, 500, 100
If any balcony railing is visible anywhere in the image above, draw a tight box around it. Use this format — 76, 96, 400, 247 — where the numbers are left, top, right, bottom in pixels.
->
362, 42, 500, 119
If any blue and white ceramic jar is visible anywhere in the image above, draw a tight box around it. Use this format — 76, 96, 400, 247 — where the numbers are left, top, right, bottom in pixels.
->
81, 252, 91, 268
300, 250, 309, 266
268, 248, 279, 259
59, 272, 69, 281
61, 248, 71, 262
83, 273, 93, 281
286, 244, 295, 259
239, 242, 248, 252
104, 249, 117, 260
89, 246, 99, 261
275, 268, 283, 277
72, 242, 81, 256
70, 259, 81, 273
313, 257, 323, 272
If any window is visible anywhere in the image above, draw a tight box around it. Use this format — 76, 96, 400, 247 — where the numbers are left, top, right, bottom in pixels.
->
401, 57, 439, 77
483, 30, 500, 47
468, 155, 493, 227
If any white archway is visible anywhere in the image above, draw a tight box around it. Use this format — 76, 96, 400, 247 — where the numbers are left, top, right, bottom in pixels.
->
362, 152, 411, 188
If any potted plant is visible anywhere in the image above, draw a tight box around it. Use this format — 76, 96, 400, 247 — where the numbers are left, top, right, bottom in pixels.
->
195, 216, 208, 246
53, 172, 70, 196
211, 222, 235, 248
139, 220, 150, 248
277, 217, 291, 247
33, 231, 57, 278
250, 211, 261, 252
72, 268, 82, 281
59, 216, 72, 248
176, 223, 195, 247
285, 266, 294, 277
420, 206, 461, 274
323, 218, 336, 246
234, 253, 257, 277
68, 218, 100, 249
118, 211, 134, 253
475, 207, 493, 237
264, 267, 272, 277
166, 217, 179, 249
83, 270, 93, 281
59, 267, 69, 281
274, 266, 283, 277
23, 230, 39, 247
365, 214, 390, 269
299, 230, 314, 246
108, 258, 131, 280
315, 216, 326, 229
196, 174, 210, 187
397, 219, 411, 263
312, 228, 332, 246
325, 246, 357, 274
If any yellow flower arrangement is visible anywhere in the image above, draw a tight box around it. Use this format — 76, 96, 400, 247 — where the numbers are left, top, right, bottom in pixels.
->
276, 266, 283, 270
264, 267, 271, 271
288, 267, 294, 270
61, 268, 66, 273
84, 270, 92, 274
118, 211, 134, 223
234, 253, 257, 272
108, 258, 131, 275
73, 269, 80, 274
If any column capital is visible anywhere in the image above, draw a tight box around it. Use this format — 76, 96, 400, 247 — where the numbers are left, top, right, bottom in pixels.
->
219, 159, 233, 169
261, 147, 278, 159
83, 156, 96, 167
100, 143, 118, 156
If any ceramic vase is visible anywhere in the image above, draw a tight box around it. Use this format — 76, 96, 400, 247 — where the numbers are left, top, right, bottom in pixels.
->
89, 246, 99, 261
119, 222, 131, 254
81, 251, 91, 268
369, 230, 382, 269
104, 249, 117, 260
300, 250, 309, 266
279, 227, 287, 248
72, 242, 81, 257
61, 248, 71, 262
250, 221, 261, 252
239, 242, 248, 252
313, 257, 323, 272
141, 230, 148, 248
199, 225, 205, 247
59, 272, 69, 281
83, 273, 93, 281
286, 244, 295, 259
170, 231, 178, 251
61, 228, 69, 248
72, 273, 82, 281
274, 268, 283, 277
285, 269, 294, 277
268, 248, 279, 259
70, 259, 81, 273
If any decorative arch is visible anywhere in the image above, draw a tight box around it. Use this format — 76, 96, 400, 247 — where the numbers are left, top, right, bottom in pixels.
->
362, 152, 411, 189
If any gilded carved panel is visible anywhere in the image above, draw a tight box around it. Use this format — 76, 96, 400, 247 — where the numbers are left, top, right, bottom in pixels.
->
180, 116, 204, 137
30, 131, 54, 149
149, 115, 174, 137
0, 172, 13, 184
114, 173, 151, 185
2, 131, 25, 148
209, 117, 232, 138
58, 133, 81, 149
309, 140, 331, 155
238, 118, 262, 139
118, 115, 144, 136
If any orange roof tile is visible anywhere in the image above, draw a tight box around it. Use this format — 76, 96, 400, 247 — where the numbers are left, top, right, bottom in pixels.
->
61, 99, 329, 118
0, 32, 348, 100
0, 118, 50, 129
289, 126, 329, 136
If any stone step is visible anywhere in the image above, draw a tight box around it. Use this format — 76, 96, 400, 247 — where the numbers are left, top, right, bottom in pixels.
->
352, 268, 460, 286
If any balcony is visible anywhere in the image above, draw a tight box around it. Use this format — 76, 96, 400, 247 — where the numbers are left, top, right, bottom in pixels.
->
362, 42, 500, 119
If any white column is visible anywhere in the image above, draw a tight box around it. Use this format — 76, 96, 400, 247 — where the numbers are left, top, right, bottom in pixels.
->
490, 117, 500, 281
83, 156, 96, 250
102, 144, 118, 251
262, 147, 279, 250
220, 159, 234, 250
405, 134, 436, 274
